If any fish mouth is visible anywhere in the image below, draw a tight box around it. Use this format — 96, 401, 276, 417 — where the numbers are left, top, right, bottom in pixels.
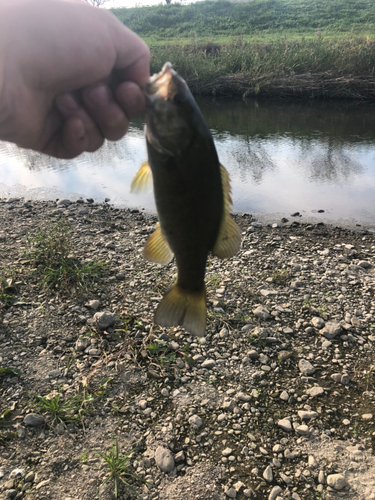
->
144, 62, 176, 104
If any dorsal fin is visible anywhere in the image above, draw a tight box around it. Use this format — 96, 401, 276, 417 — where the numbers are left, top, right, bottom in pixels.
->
144, 225, 174, 264
130, 161, 153, 194
212, 164, 241, 259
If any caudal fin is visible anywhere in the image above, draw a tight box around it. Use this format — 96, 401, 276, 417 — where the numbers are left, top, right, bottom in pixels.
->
154, 284, 206, 337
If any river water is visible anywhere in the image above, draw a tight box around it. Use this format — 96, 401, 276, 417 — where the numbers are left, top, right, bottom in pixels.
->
1, 98, 374, 229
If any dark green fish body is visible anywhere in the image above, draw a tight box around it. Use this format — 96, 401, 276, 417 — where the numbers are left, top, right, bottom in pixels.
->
131, 63, 240, 336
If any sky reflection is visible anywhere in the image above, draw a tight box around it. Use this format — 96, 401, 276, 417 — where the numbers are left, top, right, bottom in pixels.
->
1, 99, 375, 228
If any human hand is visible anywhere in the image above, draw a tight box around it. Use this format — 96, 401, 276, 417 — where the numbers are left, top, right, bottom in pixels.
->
0, 0, 150, 158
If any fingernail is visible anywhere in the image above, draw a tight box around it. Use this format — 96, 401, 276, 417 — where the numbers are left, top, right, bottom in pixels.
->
87, 85, 111, 107
56, 93, 79, 112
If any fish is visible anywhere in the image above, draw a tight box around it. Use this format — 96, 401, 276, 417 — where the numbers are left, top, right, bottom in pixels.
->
131, 62, 241, 337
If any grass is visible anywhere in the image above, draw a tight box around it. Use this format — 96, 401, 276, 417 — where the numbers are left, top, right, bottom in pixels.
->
112, 0, 375, 40
27, 221, 106, 294
34, 392, 93, 425
111, 0, 375, 98
94, 439, 151, 499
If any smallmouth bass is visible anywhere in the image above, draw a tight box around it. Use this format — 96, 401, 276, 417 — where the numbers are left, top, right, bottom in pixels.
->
131, 62, 240, 337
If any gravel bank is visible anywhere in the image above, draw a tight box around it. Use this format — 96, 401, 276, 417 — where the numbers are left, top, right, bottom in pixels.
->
0, 197, 374, 500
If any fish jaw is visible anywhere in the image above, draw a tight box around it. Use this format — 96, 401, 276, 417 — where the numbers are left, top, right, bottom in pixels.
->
144, 63, 195, 157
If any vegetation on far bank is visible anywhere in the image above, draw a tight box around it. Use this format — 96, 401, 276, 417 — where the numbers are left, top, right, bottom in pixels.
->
112, 0, 375, 40
111, 0, 375, 98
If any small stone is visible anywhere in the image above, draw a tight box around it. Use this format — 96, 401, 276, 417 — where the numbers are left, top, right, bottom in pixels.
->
174, 451, 185, 463
327, 474, 348, 490
138, 400, 148, 410
248, 350, 259, 359
263, 465, 273, 482
222, 448, 233, 457
362, 413, 373, 420
85, 300, 100, 310
161, 388, 169, 397
295, 424, 309, 435
188, 414, 202, 428
23, 413, 45, 426
308, 456, 318, 468
201, 359, 216, 369
341, 373, 350, 385
280, 391, 289, 401
298, 410, 318, 420
75, 338, 90, 351
6, 490, 17, 499
311, 317, 325, 329
278, 419, 293, 432
343, 419, 351, 425
225, 488, 237, 498
154, 446, 175, 473
331, 373, 342, 383
269, 486, 282, 500
321, 321, 342, 339
93, 311, 118, 329
48, 369, 61, 379
222, 398, 235, 411
318, 471, 325, 484
298, 359, 315, 376
306, 386, 324, 397
234, 481, 245, 492
243, 490, 252, 498
253, 306, 270, 320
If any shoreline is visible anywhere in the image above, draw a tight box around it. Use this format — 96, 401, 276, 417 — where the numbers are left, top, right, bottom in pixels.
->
1, 199, 375, 500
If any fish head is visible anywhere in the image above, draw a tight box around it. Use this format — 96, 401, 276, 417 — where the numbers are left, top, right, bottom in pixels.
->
144, 62, 197, 157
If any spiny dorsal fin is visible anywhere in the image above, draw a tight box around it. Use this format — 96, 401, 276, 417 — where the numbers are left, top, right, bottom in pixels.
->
144, 226, 174, 264
155, 284, 206, 337
212, 164, 241, 259
130, 161, 153, 194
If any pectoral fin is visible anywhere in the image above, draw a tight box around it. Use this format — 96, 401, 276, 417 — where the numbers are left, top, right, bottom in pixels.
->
144, 226, 174, 264
213, 165, 241, 259
155, 284, 206, 337
130, 161, 153, 193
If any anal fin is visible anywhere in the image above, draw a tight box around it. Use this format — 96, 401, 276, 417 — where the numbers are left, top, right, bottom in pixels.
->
155, 284, 206, 337
144, 226, 174, 264
130, 161, 153, 193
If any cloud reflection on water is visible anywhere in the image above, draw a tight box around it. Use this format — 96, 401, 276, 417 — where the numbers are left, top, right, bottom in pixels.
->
0, 99, 374, 227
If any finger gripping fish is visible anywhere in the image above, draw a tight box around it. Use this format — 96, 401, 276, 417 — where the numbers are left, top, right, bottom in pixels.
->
131, 62, 241, 337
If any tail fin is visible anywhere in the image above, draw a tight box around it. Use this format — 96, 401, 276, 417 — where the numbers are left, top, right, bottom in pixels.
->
155, 284, 206, 337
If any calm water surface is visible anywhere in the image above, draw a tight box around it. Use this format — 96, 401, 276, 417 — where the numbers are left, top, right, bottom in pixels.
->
1, 99, 375, 228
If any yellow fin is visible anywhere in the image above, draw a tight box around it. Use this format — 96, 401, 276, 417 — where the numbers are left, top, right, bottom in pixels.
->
144, 226, 174, 264
213, 165, 241, 259
130, 161, 153, 194
155, 284, 206, 337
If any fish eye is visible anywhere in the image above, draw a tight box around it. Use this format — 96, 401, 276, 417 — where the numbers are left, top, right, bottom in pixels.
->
173, 93, 185, 106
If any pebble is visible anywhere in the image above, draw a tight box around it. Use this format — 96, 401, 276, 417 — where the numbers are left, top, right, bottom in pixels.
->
201, 359, 216, 369
188, 414, 203, 428
298, 359, 315, 375
269, 486, 283, 500
23, 414, 45, 426
93, 311, 118, 329
327, 473, 348, 490
278, 419, 293, 432
311, 317, 325, 329
280, 391, 289, 401
263, 465, 273, 482
298, 410, 318, 420
306, 386, 324, 397
225, 488, 237, 498
321, 321, 343, 339
154, 446, 175, 473
222, 448, 233, 457
362, 413, 373, 420
253, 305, 270, 320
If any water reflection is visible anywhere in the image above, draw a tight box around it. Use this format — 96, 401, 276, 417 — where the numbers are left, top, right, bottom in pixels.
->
0, 98, 374, 227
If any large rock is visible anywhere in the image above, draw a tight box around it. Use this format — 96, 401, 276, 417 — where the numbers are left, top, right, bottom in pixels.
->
155, 446, 175, 473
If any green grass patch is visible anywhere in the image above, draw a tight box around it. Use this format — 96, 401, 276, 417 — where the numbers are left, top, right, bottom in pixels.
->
94, 440, 152, 499
34, 392, 94, 425
112, 0, 375, 40
27, 221, 107, 294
